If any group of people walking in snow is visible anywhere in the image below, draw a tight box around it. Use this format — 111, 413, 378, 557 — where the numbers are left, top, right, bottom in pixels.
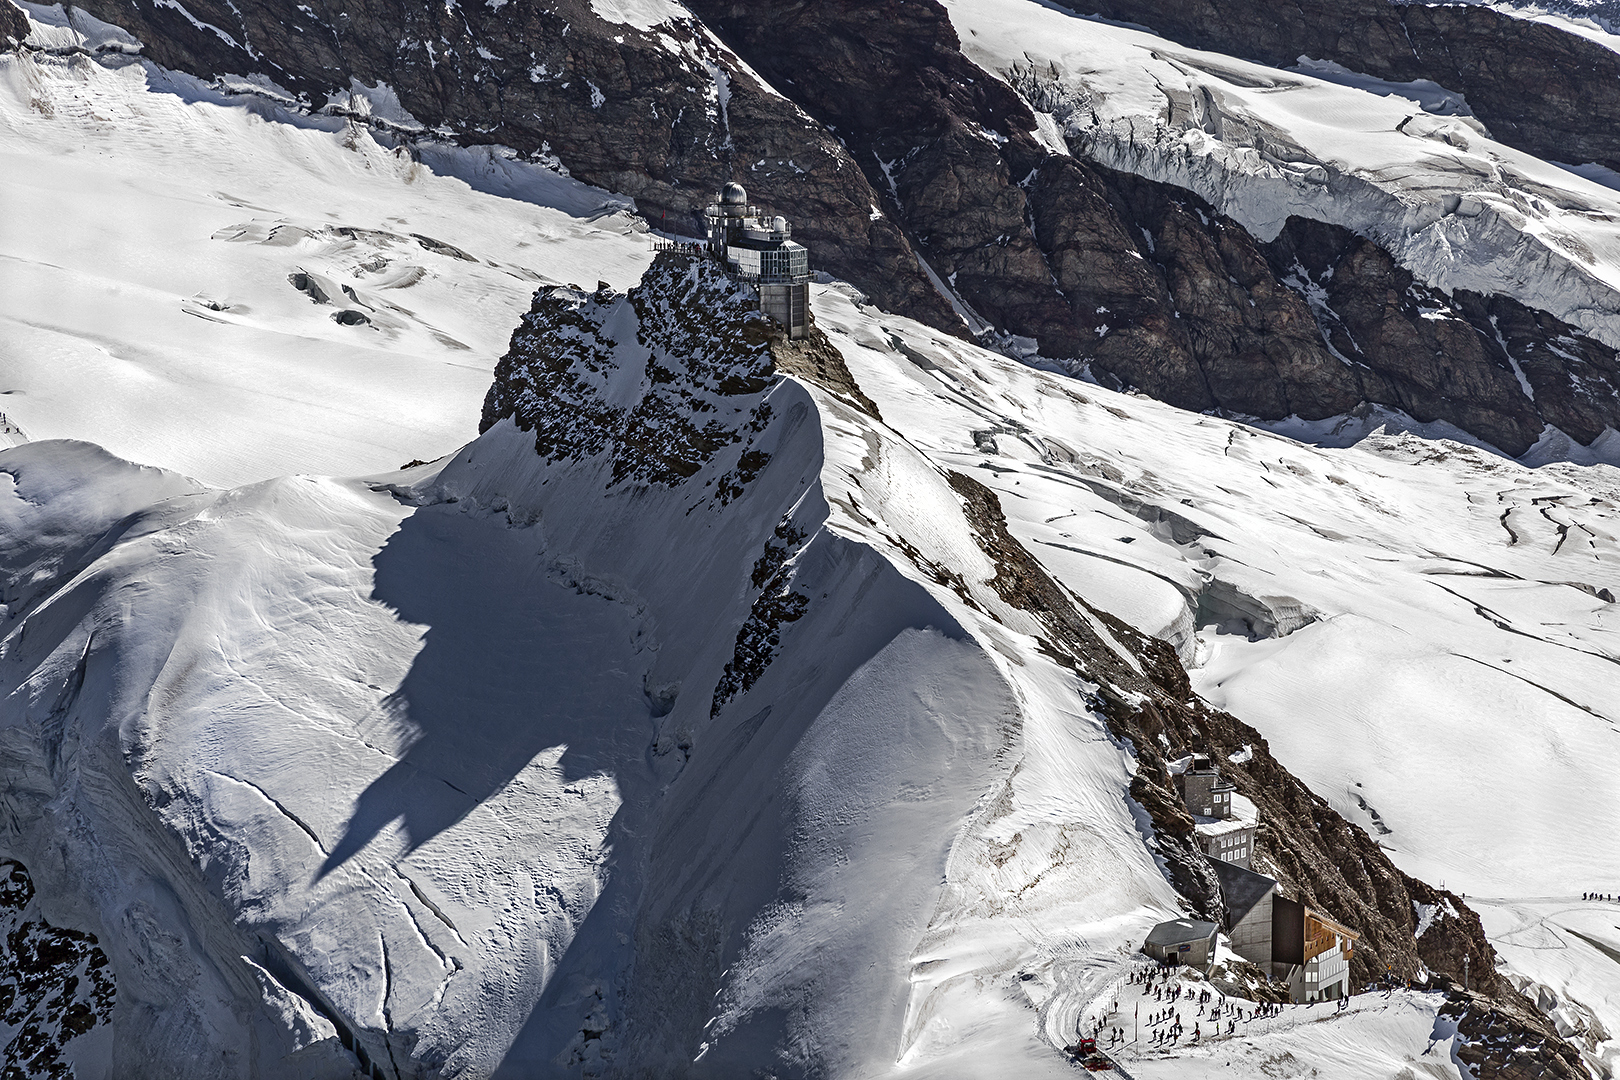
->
1113, 967, 1295, 1050
1583, 892, 1613, 901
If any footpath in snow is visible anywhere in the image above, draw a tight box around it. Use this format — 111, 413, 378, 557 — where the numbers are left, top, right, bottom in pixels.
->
1022, 950, 1472, 1078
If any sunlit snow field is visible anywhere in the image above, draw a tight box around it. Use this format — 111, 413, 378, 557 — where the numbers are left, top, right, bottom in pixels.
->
0, 48, 653, 486
2, 7, 1619, 1076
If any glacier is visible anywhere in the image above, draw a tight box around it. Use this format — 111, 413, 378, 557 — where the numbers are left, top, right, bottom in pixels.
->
1, 11, 1618, 1079
944, 0, 1620, 355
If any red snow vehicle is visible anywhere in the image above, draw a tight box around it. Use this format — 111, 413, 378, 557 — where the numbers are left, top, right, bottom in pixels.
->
1063, 1037, 1116, 1072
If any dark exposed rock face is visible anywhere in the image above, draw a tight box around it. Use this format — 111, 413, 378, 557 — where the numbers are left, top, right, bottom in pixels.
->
2, 1, 28, 47
687, 0, 1070, 339
481, 252, 782, 488
1052, 0, 1620, 175
1265, 217, 1620, 453
1442, 989, 1586, 1080
940, 470, 1583, 1076
711, 517, 810, 716
0, 860, 118, 1079
1067, 171, 1620, 456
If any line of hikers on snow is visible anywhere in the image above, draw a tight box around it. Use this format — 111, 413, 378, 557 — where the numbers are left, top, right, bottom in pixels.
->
1583, 892, 1613, 901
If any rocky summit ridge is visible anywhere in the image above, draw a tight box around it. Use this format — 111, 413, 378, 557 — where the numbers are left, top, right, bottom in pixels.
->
478, 249, 1586, 1079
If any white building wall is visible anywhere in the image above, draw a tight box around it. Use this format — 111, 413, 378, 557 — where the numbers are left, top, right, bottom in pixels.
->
727, 246, 763, 277
1200, 825, 1257, 867
1290, 942, 1349, 1002
1228, 890, 1273, 967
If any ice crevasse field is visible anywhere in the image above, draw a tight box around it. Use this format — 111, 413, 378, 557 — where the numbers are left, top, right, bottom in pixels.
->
0, 2, 1618, 1077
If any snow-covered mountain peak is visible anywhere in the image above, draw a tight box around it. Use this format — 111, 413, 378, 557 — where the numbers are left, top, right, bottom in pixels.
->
0, 205, 1605, 1074
4, 1, 1620, 1074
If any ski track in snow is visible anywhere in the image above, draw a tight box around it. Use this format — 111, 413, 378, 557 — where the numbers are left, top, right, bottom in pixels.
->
1, 22, 1619, 1080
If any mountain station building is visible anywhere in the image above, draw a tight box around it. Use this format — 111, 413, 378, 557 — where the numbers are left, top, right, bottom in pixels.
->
1140, 749, 1361, 1001
704, 182, 811, 339
1171, 753, 1260, 868
1142, 918, 1219, 968
1209, 859, 1361, 1002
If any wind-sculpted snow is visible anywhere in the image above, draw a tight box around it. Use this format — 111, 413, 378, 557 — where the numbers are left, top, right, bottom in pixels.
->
0, 44, 653, 486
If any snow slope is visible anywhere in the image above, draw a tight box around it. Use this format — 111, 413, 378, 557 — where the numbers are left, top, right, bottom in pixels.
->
0, 261, 1168, 1076
0, 47, 652, 487
3, 249, 1503, 1076
1, 28, 1615, 1080
944, 0, 1620, 351
810, 281, 1620, 1077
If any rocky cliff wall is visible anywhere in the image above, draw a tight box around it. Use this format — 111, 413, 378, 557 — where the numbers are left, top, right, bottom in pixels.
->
685, 0, 1620, 457
1053, 0, 1620, 175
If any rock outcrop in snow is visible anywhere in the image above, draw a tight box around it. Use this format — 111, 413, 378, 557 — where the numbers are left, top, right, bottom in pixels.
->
0, 861, 117, 1078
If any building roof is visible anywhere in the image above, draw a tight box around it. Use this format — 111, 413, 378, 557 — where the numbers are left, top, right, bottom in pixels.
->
1207, 857, 1277, 927
1169, 752, 1225, 776
1305, 908, 1361, 941
1144, 918, 1218, 947
1192, 792, 1260, 834
728, 236, 805, 253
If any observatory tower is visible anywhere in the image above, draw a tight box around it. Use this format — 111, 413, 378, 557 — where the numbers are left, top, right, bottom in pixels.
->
704, 183, 811, 339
